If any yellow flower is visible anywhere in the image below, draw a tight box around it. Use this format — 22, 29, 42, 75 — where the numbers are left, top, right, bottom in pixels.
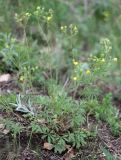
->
113, 57, 117, 62
25, 12, 31, 17
37, 6, 41, 10
60, 25, 67, 33
73, 77, 77, 81
19, 76, 24, 82
47, 16, 52, 21
5, 44, 9, 48
73, 61, 78, 65
86, 69, 91, 75
73, 59, 78, 65
103, 11, 110, 18
35, 66, 38, 69
101, 58, 105, 62
61, 26, 64, 30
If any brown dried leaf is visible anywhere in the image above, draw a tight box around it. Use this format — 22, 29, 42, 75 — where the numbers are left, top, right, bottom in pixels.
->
0, 124, 5, 130
63, 148, 75, 160
43, 142, 53, 150
65, 144, 71, 150
3, 129, 10, 135
37, 119, 46, 124
0, 74, 11, 82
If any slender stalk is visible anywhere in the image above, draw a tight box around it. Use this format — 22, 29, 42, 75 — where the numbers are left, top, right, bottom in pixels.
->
27, 130, 33, 148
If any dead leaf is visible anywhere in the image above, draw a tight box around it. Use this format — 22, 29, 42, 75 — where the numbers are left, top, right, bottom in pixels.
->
65, 144, 71, 150
63, 148, 75, 160
3, 129, 10, 135
37, 119, 46, 124
43, 142, 53, 150
0, 74, 11, 82
0, 124, 4, 130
